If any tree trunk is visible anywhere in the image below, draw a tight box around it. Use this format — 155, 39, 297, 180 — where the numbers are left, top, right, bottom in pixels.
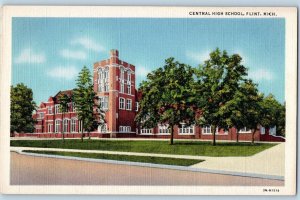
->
236, 129, 239, 143
212, 125, 216, 146
62, 113, 65, 143
169, 125, 174, 145
251, 129, 257, 144
81, 120, 84, 142
88, 131, 91, 140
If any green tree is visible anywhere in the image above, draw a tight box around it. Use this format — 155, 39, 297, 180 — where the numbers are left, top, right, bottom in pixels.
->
260, 94, 285, 137
194, 48, 247, 146
11, 83, 36, 135
58, 93, 70, 142
222, 79, 262, 143
135, 58, 196, 145
73, 66, 103, 141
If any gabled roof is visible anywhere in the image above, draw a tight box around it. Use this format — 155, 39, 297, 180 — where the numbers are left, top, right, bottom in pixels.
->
53, 89, 74, 103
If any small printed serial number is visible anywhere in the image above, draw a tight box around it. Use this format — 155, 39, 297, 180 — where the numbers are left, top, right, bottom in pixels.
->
263, 188, 280, 192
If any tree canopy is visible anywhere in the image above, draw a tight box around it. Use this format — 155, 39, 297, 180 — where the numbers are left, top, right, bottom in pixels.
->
11, 83, 36, 134
194, 48, 247, 145
135, 57, 196, 145
73, 66, 104, 141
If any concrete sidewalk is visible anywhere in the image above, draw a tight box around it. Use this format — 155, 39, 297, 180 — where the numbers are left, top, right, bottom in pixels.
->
10, 143, 285, 177
191, 143, 285, 176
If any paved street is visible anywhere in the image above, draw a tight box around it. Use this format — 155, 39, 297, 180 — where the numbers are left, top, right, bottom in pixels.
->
10, 152, 283, 186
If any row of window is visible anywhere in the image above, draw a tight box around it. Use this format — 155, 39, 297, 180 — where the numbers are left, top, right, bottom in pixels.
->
119, 126, 131, 132
47, 119, 83, 133
141, 124, 195, 135
119, 98, 132, 110
140, 125, 258, 135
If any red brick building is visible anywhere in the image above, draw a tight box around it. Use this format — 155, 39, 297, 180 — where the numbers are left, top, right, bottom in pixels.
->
27, 49, 284, 142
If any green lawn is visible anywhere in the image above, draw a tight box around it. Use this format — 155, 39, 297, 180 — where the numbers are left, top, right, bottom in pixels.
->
22, 150, 203, 166
11, 139, 277, 157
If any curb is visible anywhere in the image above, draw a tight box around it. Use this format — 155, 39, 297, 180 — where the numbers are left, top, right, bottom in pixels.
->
12, 150, 284, 181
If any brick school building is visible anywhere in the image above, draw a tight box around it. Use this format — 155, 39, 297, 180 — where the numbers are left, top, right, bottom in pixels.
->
21, 50, 284, 142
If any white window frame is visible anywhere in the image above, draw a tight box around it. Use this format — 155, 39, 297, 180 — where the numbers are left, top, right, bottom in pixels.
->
202, 126, 212, 135
71, 118, 77, 133
47, 123, 53, 133
119, 126, 131, 133
127, 84, 131, 95
119, 97, 125, 110
140, 128, 153, 135
269, 126, 276, 136
78, 120, 83, 133
38, 112, 44, 119
72, 102, 76, 112
120, 82, 124, 93
63, 119, 69, 133
127, 72, 131, 82
99, 96, 109, 110
158, 124, 170, 135
55, 104, 60, 114
55, 119, 61, 133
135, 102, 139, 112
98, 124, 108, 133
260, 126, 265, 135
179, 124, 195, 135
240, 127, 251, 133
47, 106, 53, 114
126, 99, 132, 110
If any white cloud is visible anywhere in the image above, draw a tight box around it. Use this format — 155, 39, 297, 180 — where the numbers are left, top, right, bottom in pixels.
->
186, 50, 211, 64
136, 65, 151, 77
248, 68, 275, 81
47, 66, 79, 80
71, 37, 105, 52
59, 49, 87, 60
15, 48, 46, 64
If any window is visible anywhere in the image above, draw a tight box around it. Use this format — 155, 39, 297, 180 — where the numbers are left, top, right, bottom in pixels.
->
47, 124, 53, 133
127, 72, 131, 82
55, 120, 61, 133
71, 102, 76, 112
78, 120, 83, 132
99, 96, 109, 110
260, 126, 265, 135
120, 82, 124, 93
38, 112, 44, 119
98, 124, 107, 133
98, 68, 109, 92
119, 98, 125, 109
120, 68, 124, 80
202, 126, 212, 134
179, 124, 194, 135
140, 128, 153, 134
55, 104, 60, 114
158, 124, 170, 134
126, 99, 132, 110
240, 127, 251, 133
269, 126, 276, 136
104, 70, 109, 80
63, 119, 69, 133
71, 119, 76, 132
119, 126, 131, 133
105, 82, 109, 92
135, 102, 139, 112
127, 84, 131, 94
47, 106, 53, 114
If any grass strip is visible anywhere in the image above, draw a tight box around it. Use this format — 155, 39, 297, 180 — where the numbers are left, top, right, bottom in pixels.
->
22, 150, 204, 166
11, 140, 277, 157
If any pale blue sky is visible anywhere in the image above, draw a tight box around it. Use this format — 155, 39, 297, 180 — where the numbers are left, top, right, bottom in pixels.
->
12, 17, 285, 104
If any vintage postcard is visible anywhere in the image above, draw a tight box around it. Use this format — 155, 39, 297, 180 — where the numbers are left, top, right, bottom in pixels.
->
0, 6, 297, 195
